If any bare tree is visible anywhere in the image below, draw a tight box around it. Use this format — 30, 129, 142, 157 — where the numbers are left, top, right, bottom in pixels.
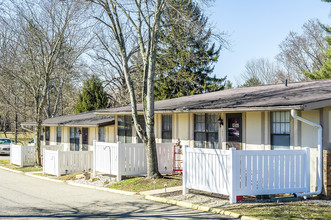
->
277, 19, 328, 80
241, 58, 285, 86
0, 0, 89, 166
90, 0, 168, 178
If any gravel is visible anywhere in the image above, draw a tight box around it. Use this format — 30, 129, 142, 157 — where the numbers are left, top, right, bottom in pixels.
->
72, 174, 117, 187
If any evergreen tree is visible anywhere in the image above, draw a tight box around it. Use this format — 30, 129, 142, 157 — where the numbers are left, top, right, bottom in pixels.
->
154, 0, 226, 100
305, 1, 331, 79
74, 75, 108, 113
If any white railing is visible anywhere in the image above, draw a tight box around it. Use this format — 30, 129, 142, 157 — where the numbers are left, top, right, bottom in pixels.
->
183, 147, 310, 204
43, 149, 93, 176
10, 144, 35, 167
93, 141, 173, 181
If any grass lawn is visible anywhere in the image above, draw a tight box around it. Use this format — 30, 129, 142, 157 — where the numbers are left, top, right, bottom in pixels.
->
0, 132, 34, 145
223, 201, 331, 219
0, 159, 42, 172
107, 175, 182, 192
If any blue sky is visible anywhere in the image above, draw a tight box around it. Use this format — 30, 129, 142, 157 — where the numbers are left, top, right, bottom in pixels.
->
208, 0, 331, 85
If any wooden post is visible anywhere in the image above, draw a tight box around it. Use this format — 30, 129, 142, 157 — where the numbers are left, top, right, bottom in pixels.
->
117, 142, 122, 181
93, 140, 96, 177
182, 145, 189, 195
229, 148, 237, 204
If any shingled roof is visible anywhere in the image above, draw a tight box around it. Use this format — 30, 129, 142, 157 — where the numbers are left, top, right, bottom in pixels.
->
22, 111, 114, 127
96, 79, 331, 114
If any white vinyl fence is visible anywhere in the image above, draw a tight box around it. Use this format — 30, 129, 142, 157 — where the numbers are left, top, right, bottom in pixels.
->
93, 141, 173, 180
183, 147, 310, 203
43, 149, 93, 176
10, 144, 64, 167
10, 144, 35, 167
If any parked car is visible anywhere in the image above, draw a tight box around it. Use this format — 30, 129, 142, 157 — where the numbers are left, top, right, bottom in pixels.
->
0, 138, 12, 155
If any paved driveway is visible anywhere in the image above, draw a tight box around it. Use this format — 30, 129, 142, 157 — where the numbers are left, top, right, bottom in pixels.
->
0, 169, 233, 219
0, 155, 10, 161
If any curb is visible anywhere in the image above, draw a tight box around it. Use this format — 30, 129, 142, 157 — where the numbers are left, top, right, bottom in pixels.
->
67, 181, 138, 196
24, 172, 64, 183
0, 165, 23, 174
145, 195, 242, 218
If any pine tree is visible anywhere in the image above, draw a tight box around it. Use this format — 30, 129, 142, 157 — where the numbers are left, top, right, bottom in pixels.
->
154, 0, 226, 100
74, 75, 108, 113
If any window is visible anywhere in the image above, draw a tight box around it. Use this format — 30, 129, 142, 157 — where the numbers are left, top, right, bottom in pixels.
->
271, 111, 290, 150
162, 115, 172, 143
194, 113, 218, 148
137, 115, 145, 143
118, 115, 132, 143
45, 127, 50, 145
70, 127, 80, 151
56, 127, 61, 145
82, 128, 88, 151
98, 126, 105, 142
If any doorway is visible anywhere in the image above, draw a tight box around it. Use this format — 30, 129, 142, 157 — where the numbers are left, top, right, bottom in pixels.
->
226, 113, 242, 150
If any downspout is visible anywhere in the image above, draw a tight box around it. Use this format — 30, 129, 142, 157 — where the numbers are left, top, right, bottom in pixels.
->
291, 109, 323, 198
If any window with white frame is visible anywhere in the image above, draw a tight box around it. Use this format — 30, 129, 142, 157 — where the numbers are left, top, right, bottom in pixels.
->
194, 113, 218, 148
271, 111, 290, 150
162, 115, 172, 143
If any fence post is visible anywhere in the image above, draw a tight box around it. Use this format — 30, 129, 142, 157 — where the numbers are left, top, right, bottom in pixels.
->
93, 140, 96, 177
229, 148, 237, 204
182, 145, 189, 195
57, 150, 60, 177
20, 145, 24, 168
10, 143, 12, 165
43, 148, 45, 175
117, 142, 122, 181
304, 147, 310, 192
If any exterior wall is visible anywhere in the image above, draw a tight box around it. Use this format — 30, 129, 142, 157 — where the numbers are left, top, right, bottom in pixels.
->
296, 110, 320, 192
176, 113, 190, 146
245, 112, 263, 150
49, 126, 57, 145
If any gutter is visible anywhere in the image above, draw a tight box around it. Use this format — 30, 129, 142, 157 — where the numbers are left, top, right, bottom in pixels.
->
290, 109, 323, 198
21, 124, 34, 133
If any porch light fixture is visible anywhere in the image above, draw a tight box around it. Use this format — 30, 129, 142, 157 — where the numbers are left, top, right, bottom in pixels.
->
218, 117, 224, 126
78, 129, 82, 135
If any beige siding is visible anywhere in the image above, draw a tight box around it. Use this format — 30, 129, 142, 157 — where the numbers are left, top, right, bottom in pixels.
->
301, 110, 319, 148
245, 112, 263, 150
88, 127, 96, 146
176, 113, 190, 146
109, 126, 115, 143
49, 126, 57, 145
299, 110, 320, 192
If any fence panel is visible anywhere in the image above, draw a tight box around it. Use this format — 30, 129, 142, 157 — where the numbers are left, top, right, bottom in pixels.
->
22, 146, 35, 166
58, 151, 93, 175
10, 144, 35, 167
10, 144, 23, 167
234, 149, 310, 196
120, 143, 147, 175
183, 147, 310, 203
94, 142, 118, 175
43, 149, 59, 176
156, 143, 173, 174
184, 147, 232, 195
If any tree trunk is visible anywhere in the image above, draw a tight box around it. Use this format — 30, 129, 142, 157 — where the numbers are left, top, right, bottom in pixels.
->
35, 121, 42, 167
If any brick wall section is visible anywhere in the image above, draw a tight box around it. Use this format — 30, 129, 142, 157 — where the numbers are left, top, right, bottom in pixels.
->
324, 150, 331, 198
